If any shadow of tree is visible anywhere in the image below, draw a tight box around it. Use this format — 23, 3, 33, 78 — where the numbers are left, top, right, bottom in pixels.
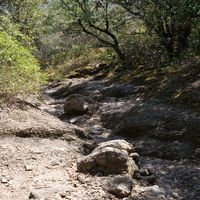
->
138, 157, 200, 200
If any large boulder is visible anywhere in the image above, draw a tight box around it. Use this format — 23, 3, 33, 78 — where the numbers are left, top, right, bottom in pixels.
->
64, 94, 88, 115
77, 140, 139, 176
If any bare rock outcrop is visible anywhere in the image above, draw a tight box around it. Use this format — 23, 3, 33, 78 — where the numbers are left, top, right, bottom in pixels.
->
101, 100, 200, 160
0, 105, 83, 139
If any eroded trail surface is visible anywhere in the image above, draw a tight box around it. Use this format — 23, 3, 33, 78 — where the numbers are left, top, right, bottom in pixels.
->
0, 138, 110, 200
0, 77, 200, 200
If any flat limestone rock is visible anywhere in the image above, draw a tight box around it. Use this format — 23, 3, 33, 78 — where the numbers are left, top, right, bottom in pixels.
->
0, 106, 80, 139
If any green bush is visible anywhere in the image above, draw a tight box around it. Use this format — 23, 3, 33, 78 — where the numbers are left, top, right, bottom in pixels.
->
0, 15, 35, 49
0, 31, 45, 96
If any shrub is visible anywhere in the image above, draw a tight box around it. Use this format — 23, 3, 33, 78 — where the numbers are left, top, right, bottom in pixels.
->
0, 31, 45, 96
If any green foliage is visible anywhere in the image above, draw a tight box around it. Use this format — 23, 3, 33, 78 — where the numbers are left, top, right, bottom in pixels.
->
0, 15, 35, 49
115, 0, 200, 57
6, 0, 197, 79
0, 0, 45, 39
57, 0, 127, 61
44, 46, 115, 81
0, 31, 45, 96
45, 66, 65, 82
46, 0, 199, 64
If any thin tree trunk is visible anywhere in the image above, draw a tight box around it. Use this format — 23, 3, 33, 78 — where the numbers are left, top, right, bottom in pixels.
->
112, 45, 126, 61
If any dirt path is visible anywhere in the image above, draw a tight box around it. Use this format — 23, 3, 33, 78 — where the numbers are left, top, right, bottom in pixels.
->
0, 78, 199, 200
0, 137, 114, 200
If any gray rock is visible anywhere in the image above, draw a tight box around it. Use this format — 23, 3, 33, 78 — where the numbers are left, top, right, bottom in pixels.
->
69, 116, 85, 124
101, 84, 144, 98
93, 140, 134, 154
29, 185, 66, 199
134, 138, 193, 160
64, 94, 88, 115
101, 100, 200, 138
25, 165, 34, 171
106, 175, 134, 198
101, 100, 200, 159
88, 90, 103, 101
131, 185, 167, 199
77, 140, 139, 176
47, 78, 89, 98
1, 177, 8, 184
0, 106, 79, 139
89, 125, 104, 134
130, 153, 140, 166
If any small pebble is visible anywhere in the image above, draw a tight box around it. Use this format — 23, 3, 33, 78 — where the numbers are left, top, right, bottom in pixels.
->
172, 192, 179, 198
25, 165, 34, 171
60, 192, 67, 198
51, 161, 59, 166
1, 178, 8, 184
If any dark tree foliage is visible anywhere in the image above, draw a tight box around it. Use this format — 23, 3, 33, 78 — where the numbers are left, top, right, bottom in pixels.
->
60, 0, 126, 61
0, 0, 44, 38
113, 0, 200, 57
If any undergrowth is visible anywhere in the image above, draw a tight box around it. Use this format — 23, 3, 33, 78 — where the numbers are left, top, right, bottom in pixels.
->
0, 31, 46, 98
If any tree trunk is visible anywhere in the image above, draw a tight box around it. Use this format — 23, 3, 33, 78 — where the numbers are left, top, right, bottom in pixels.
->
161, 37, 175, 59
113, 45, 126, 61
176, 25, 191, 52
163, 24, 192, 58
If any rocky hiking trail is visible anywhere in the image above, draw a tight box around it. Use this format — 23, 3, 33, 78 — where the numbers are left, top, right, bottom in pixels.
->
0, 77, 200, 200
